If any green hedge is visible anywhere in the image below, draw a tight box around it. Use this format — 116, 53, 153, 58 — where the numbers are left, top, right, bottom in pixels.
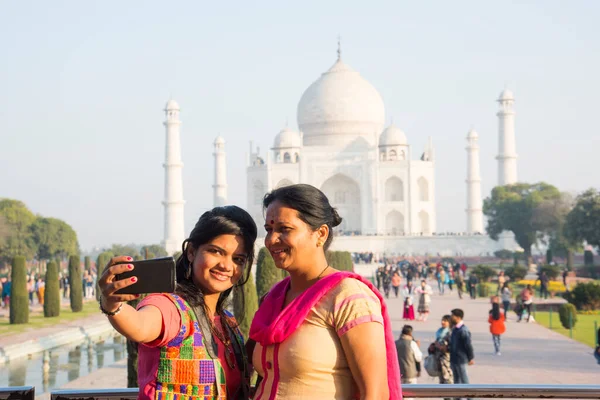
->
44, 261, 61, 317
69, 255, 83, 312
558, 303, 578, 329
539, 264, 561, 280
472, 265, 496, 282
96, 252, 112, 301
255, 248, 283, 299
505, 265, 528, 282
326, 251, 354, 272
233, 272, 258, 339
563, 282, 600, 311
10, 256, 29, 324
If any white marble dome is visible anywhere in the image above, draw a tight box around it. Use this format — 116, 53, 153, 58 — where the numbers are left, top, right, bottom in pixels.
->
498, 89, 514, 101
379, 123, 407, 147
297, 57, 385, 147
165, 99, 180, 110
273, 127, 302, 149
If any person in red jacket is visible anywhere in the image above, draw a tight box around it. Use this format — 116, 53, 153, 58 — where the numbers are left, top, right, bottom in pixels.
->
488, 302, 506, 355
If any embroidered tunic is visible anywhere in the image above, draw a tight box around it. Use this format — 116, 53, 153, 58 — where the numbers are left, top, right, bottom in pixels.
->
137, 293, 243, 400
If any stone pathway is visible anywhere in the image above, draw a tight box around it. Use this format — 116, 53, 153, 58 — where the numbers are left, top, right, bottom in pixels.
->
386, 279, 599, 385
11, 278, 600, 397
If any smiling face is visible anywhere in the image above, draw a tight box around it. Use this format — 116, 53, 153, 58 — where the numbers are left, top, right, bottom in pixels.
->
441, 318, 450, 329
264, 200, 327, 272
187, 234, 247, 295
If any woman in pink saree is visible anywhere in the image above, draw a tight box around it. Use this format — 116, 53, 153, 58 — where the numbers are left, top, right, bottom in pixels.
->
249, 184, 402, 400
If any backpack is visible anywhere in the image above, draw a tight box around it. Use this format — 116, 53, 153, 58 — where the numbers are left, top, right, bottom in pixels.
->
424, 354, 439, 377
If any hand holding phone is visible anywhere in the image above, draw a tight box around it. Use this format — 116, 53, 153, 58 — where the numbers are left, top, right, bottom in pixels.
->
113, 257, 176, 295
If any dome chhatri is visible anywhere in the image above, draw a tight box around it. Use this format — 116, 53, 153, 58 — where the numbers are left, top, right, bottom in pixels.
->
498, 89, 514, 101
379, 123, 407, 147
165, 99, 180, 110
297, 47, 385, 147
273, 126, 302, 149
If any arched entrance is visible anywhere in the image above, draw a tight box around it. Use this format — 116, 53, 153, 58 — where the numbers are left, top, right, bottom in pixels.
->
386, 210, 405, 235
321, 174, 361, 234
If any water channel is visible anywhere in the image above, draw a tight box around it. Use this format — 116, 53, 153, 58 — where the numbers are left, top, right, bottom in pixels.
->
0, 333, 126, 395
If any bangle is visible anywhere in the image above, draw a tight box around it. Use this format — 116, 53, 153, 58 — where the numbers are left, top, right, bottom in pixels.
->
99, 297, 123, 316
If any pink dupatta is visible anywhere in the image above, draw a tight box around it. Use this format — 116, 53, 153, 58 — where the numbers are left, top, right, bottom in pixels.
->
249, 271, 402, 400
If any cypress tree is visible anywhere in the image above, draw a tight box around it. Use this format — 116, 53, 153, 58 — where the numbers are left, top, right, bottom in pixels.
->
84, 256, 91, 273
96, 252, 111, 301
10, 256, 28, 324
255, 247, 281, 298
233, 272, 258, 339
44, 261, 60, 317
340, 251, 354, 272
69, 255, 83, 312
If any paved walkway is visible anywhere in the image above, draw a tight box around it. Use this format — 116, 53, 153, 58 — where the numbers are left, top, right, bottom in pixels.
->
12, 278, 600, 397
386, 279, 599, 385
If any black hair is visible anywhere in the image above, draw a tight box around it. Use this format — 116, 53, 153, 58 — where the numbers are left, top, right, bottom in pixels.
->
174, 206, 257, 328
442, 314, 451, 323
451, 308, 464, 319
262, 184, 342, 251
401, 325, 413, 336
491, 302, 501, 321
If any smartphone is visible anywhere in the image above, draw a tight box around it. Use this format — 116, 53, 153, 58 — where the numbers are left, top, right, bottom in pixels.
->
114, 256, 176, 295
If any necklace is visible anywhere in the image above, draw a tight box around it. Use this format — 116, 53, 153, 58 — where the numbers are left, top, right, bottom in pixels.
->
316, 265, 330, 280
211, 317, 237, 370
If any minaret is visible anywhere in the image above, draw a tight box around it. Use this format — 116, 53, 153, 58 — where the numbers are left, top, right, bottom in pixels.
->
466, 129, 483, 233
213, 136, 227, 207
496, 89, 517, 185
162, 100, 185, 255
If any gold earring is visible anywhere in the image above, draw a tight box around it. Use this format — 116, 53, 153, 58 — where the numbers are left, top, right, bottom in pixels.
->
317, 241, 323, 247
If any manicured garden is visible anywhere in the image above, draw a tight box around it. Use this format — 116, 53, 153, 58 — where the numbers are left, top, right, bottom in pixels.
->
534, 310, 599, 348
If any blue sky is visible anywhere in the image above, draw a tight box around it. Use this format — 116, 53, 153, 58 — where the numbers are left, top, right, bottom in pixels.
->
1, 1, 598, 251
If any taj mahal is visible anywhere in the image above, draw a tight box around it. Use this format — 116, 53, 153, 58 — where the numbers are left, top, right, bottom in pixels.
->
160, 46, 519, 257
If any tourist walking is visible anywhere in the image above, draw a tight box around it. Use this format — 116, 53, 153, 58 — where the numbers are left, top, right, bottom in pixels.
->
415, 279, 433, 322
455, 273, 464, 299
249, 184, 401, 399
99, 206, 257, 399
489, 302, 506, 355
403, 281, 416, 321
538, 272, 550, 299
432, 315, 453, 385
36, 277, 45, 306
437, 268, 445, 295
497, 271, 506, 294
468, 274, 478, 299
517, 284, 534, 322
501, 282, 512, 319
396, 325, 423, 387
392, 271, 402, 298
1, 277, 10, 309
449, 309, 474, 389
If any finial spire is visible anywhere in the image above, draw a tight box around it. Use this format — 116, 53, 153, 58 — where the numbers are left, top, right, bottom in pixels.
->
337, 35, 342, 61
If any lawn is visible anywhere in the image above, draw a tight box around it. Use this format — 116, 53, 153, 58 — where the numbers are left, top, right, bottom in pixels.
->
0, 301, 101, 337
534, 311, 599, 348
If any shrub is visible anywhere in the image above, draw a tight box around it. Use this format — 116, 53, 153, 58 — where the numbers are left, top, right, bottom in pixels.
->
505, 265, 528, 282
584, 250, 594, 266
539, 264, 561, 280
472, 265, 497, 282
558, 303, 578, 329
10, 256, 29, 324
44, 261, 60, 317
96, 252, 112, 301
255, 247, 283, 299
494, 249, 513, 260
84, 256, 91, 273
69, 255, 83, 312
327, 251, 354, 272
563, 282, 600, 311
478, 282, 490, 298
233, 272, 258, 339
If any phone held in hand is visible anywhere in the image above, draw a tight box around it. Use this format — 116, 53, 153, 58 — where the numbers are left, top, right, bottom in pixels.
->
114, 256, 176, 295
